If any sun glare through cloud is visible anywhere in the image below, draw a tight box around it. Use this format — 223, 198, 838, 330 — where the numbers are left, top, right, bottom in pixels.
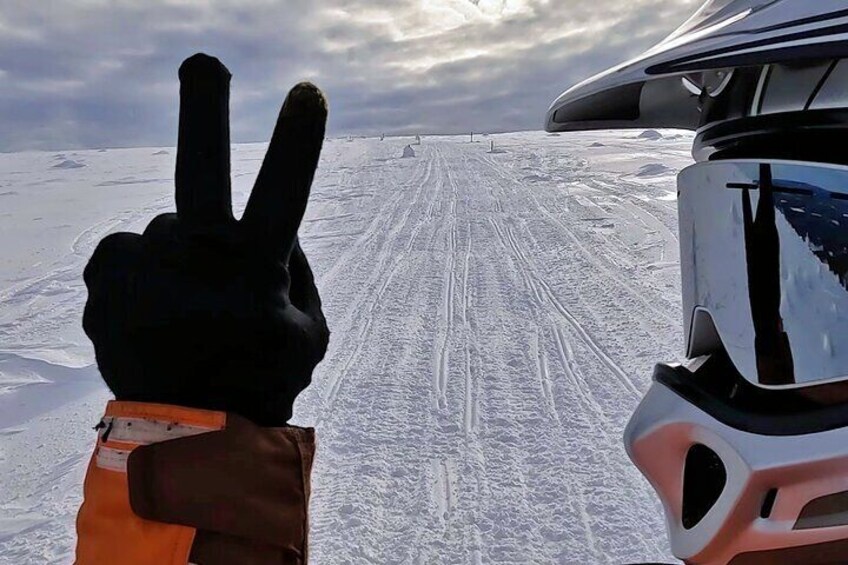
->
406, 0, 533, 38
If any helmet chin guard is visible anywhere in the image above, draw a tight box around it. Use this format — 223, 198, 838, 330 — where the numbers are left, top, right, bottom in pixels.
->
545, 1, 848, 562
627, 362, 848, 564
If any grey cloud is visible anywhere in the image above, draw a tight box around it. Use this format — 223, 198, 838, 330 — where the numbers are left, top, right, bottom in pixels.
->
0, 0, 699, 152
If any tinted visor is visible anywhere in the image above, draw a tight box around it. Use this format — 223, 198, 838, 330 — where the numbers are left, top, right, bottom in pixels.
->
679, 161, 848, 386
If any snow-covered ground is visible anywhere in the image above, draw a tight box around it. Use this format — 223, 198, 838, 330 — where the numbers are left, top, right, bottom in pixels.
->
0, 129, 694, 564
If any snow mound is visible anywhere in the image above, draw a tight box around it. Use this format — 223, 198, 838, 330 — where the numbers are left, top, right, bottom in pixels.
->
52, 159, 85, 169
635, 163, 674, 177
402, 145, 415, 158
638, 130, 663, 141
0, 353, 100, 429
152, 150, 169, 155
590, 142, 605, 148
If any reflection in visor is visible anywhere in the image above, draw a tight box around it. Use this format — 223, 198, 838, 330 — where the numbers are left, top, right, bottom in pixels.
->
738, 165, 795, 385
681, 161, 848, 386
772, 181, 848, 289
728, 164, 848, 386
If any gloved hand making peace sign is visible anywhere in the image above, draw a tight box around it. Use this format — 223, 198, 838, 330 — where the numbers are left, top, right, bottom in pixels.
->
82, 53, 330, 426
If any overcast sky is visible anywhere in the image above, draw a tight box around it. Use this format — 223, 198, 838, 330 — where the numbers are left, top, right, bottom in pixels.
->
0, 0, 699, 152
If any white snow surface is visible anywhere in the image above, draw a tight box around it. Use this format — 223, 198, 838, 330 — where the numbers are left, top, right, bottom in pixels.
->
0, 130, 694, 564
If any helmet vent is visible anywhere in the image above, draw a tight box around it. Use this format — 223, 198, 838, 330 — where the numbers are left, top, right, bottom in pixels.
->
795, 491, 848, 530
682, 444, 727, 530
760, 488, 778, 519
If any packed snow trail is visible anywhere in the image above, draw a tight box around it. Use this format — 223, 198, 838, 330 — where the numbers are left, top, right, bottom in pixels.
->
0, 130, 693, 563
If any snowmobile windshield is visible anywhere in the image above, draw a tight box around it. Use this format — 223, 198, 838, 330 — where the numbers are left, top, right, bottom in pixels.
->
679, 160, 848, 387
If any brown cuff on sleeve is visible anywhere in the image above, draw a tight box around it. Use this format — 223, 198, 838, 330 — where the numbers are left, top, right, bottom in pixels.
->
189, 530, 305, 565
127, 414, 315, 562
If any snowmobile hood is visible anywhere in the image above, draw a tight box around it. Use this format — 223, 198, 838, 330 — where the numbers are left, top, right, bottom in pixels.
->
545, 0, 848, 132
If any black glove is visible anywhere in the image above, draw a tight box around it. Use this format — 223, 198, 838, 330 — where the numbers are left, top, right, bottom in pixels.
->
82, 53, 330, 426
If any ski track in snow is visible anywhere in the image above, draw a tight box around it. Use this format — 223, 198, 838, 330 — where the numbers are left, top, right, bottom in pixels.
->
0, 131, 692, 564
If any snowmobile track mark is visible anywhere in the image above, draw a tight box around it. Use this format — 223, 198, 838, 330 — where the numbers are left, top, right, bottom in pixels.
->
430, 458, 456, 523
318, 156, 435, 421
476, 151, 677, 327
551, 326, 615, 446
487, 214, 640, 399
534, 332, 559, 424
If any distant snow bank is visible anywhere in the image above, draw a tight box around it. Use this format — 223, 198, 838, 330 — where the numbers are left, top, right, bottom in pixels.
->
52, 159, 85, 169
636, 163, 675, 177
638, 130, 663, 141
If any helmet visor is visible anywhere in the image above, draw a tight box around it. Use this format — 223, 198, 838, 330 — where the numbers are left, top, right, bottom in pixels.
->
679, 160, 848, 386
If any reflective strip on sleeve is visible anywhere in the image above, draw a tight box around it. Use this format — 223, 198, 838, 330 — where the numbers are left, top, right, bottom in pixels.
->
95, 445, 131, 472
94, 417, 218, 472
99, 417, 217, 445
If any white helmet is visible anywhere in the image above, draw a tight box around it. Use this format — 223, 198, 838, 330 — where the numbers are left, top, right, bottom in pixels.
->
547, 2, 848, 563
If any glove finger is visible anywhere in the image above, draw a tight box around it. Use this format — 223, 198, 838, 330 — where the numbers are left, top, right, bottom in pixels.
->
82, 232, 143, 340
175, 53, 235, 228
287, 239, 324, 321
241, 82, 327, 263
